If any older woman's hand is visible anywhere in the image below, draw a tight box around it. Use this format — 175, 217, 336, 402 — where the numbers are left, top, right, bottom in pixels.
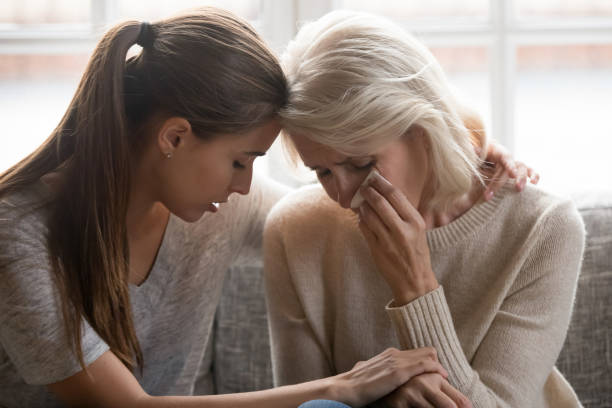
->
379, 373, 472, 408
357, 172, 437, 306
481, 142, 540, 201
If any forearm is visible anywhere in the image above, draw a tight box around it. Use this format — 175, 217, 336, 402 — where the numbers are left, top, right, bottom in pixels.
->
137, 378, 336, 408
386, 287, 474, 390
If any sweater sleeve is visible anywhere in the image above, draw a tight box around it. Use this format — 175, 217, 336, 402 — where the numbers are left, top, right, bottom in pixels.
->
385, 200, 585, 407
263, 206, 335, 386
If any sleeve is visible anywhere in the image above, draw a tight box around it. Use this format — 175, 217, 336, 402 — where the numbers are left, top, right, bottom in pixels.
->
384, 200, 585, 407
0, 210, 109, 385
263, 206, 335, 386
231, 173, 292, 268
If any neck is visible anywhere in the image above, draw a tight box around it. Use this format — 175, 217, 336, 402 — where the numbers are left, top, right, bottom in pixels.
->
127, 160, 168, 241
419, 181, 484, 230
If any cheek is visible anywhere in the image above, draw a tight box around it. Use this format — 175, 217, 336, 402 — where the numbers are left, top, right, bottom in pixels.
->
318, 177, 336, 199
376, 162, 423, 206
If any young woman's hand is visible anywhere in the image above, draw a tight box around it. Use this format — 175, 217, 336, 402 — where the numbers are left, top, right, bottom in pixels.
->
357, 172, 437, 306
378, 373, 472, 408
333, 347, 449, 408
480, 142, 539, 201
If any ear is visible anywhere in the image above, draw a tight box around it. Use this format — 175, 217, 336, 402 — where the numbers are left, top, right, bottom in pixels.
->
157, 117, 193, 157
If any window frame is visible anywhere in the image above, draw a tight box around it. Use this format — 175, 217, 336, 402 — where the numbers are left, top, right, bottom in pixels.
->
1, 0, 611, 153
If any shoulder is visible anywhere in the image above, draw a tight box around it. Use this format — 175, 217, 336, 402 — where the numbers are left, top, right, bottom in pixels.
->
265, 183, 347, 234
501, 184, 584, 239
497, 184, 585, 275
0, 184, 52, 254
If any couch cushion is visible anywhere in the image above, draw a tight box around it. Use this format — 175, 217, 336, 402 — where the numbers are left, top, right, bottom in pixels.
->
213, 265, 273, 394
556, 192, 612, 407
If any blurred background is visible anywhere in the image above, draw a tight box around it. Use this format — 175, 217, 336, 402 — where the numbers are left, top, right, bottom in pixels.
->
1, 0, 611, 194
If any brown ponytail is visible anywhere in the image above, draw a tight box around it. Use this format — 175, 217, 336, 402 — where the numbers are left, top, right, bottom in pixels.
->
0, 7, 287, 373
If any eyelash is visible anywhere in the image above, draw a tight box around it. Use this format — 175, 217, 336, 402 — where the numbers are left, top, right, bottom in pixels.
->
316, 161, 374, 178
233, 161, 246, 169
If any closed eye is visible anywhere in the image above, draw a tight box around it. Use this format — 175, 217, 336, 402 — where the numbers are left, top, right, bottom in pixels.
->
350, 161, 374, 171
316, 169, 331, 178
233, 160, 246, 169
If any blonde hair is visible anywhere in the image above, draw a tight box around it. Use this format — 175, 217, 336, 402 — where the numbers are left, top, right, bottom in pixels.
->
280, 10, 485, 210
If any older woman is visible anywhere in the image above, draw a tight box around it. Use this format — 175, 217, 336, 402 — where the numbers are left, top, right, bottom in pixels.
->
264, 11, 584, 408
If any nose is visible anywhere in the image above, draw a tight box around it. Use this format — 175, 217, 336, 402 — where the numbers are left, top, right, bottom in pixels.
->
334, 174, 359, 209
229, 166, 253, 196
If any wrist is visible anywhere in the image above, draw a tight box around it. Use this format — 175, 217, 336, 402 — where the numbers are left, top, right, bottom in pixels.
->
318, 375, 343, 403
392, 282, 439, 307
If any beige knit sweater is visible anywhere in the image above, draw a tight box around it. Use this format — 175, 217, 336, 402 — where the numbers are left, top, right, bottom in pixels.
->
264, 183, 585, 407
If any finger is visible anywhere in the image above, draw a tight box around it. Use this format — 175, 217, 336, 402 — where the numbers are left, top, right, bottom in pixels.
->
410, 395, 435, 408
497, 154, 517, 179
401, 347, 440, 364
485, 143, 516, 178
483, 166, 507, 201
380, 392, 404, 408
359, 201, 394, 249
403, 359, 448, 380
527, 167, 540, 184
367, 171, 422, 224
425, 385, 458, 408
361, 186, 417, 247
514, 162, 528, 192
441, 381, 473, 408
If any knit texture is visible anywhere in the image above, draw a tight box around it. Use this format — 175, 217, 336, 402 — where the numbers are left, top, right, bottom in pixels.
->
264, 183, 585, 407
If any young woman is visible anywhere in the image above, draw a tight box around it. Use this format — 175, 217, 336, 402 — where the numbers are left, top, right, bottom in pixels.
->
265, 10, 584, 408
0, 7, 529, 408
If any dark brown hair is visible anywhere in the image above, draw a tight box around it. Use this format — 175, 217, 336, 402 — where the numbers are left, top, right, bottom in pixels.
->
0, 7, 287, 372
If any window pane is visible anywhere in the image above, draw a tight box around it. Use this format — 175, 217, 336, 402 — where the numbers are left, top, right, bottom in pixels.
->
0, 0, 90, 25
515, 44, 612, 194
339, 0, 488, 20
430, 46, 491, 134
514, 0, 612, 18
117, 0, 261, 22
0, 55, 88, 172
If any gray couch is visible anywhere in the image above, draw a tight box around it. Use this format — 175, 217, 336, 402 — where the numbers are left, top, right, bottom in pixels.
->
209, 192, 612, 407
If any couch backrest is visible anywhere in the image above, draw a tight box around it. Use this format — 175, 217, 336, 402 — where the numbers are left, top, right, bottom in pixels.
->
556, 193, 612, 407
212, 192, 612, 407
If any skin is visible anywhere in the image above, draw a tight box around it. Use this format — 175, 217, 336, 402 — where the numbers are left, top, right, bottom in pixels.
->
291, 126, 539, 408
126, 117, 280, 285
47, 116, 451, 408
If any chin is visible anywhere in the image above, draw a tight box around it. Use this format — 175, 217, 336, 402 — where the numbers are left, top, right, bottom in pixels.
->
174, 208, 207, 223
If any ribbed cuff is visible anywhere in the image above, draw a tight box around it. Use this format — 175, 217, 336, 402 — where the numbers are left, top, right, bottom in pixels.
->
385, 286, 473, 389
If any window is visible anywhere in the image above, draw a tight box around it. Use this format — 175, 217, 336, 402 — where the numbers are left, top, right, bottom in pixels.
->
1, 0, 611, 193
332, 0, 612, 194
0, 0, 265, 173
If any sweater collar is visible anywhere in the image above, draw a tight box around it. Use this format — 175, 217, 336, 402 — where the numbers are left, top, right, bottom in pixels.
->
426, 184, 510, 251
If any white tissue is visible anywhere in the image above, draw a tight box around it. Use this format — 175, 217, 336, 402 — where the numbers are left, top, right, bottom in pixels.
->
350, 169, 380, 209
